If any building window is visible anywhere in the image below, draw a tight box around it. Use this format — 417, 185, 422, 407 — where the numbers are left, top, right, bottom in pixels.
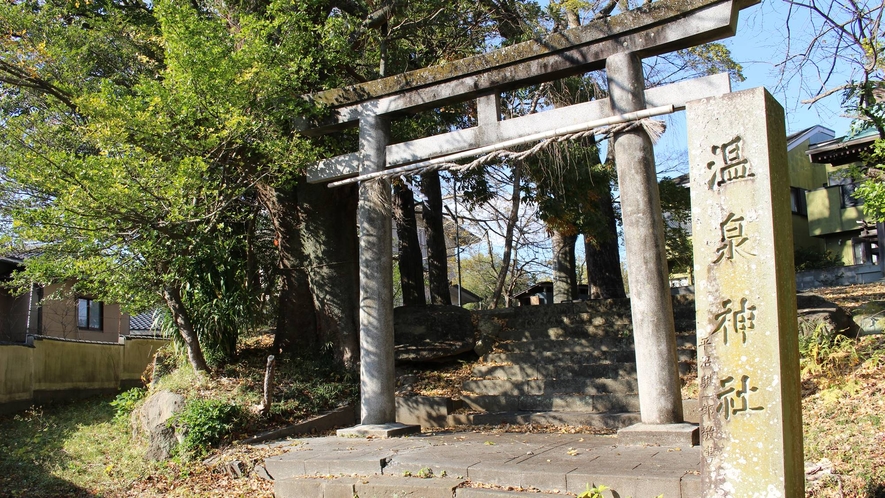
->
840, 183, 863, 208
77, 298, 103, 330
790, 187, 807, 216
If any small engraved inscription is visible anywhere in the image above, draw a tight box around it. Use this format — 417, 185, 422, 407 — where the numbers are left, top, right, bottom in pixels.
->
700, 374, 714, 389
700, 399, 719, 419
706, 135, 755, 189
716, 375, 764, 420
712, 298, 756, 345
713, 213, 757, 263
701, 425, 717, 441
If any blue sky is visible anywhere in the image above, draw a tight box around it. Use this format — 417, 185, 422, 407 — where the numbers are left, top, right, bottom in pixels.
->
727, 1, 854, 136
650, 1, 858, 177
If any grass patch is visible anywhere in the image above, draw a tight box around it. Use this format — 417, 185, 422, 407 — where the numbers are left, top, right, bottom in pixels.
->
0, 332, 355, 496
802, 334, 885, 497
0, 396, 155, 497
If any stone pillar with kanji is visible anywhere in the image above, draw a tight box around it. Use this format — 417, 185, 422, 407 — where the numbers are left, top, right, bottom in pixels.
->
687, 87, 804, 497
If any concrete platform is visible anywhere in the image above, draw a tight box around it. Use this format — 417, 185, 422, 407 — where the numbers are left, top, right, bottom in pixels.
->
263, 431, 701, 497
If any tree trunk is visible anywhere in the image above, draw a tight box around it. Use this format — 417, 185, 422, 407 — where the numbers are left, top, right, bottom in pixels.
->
552, 231, 578, 303
393, 180, 426, 306
297, 180, 361, 369
491, 165, 522, 309
162, 284, 210, 374
420, 171, 451, 305
256, 181, 318, 354
585, 179, 626, 299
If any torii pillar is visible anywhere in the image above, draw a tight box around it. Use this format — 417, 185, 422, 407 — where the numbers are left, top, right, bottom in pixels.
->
337, 113, 420, 437
607, 52, 697, 445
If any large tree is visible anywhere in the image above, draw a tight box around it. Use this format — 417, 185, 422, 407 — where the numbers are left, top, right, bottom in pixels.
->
0, 0, 356, 372
0, 0, 537, 372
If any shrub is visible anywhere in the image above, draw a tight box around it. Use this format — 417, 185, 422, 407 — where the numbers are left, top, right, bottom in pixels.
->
109, 388, 147, 422
799, 322, 860, 381
172, 398, 241, 459
795, 248, 843, 272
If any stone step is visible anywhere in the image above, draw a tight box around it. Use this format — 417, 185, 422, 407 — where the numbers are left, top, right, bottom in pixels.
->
471, 362, 638, 381
461, 393, 640, 413
275, 475, 465, 498
494, 335, 696, 353
494, 337, 632, 353
461, 377, 639, 396
483, 348, 695, 365
484, 349, 635, 364
453, 410, 641, 429
496, 326, 631, 342
496, 321, 698, 339
456, 488, 571, 498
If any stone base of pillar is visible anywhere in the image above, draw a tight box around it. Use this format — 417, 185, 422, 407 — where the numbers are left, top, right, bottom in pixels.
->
617, 423, 699, 447
336, 423, 421, 439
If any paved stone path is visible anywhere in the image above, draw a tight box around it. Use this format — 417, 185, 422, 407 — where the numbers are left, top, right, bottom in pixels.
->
263, 431, 700, 497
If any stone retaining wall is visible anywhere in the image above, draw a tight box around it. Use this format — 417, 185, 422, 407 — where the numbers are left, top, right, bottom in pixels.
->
0, 335, 167, 414
796, 264, 883, 291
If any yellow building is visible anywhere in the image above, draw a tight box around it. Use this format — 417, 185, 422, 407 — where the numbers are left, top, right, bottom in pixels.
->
805, 128, 881, 267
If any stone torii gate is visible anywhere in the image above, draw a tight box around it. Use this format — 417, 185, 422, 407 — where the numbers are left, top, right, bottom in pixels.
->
300, 0, 758, 441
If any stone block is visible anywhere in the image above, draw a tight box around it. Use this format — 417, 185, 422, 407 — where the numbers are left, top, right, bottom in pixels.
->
396, 396, 457, 428
566, 471, 683, 498
617, 423, 699, 447
394, 305, 475, 362
337, 423, 421, 439
460, 395, 520, 412
263, 455, 306, 480
461, 379, 545, 396
354, 476, 465, 498
681, 472, 702, 497
687, 87, 804, 496
242, 404, 357, 444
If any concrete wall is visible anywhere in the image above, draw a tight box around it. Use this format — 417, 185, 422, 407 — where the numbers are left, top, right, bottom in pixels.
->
807, 186, 865, 236
795, 263, 883, 291
0, 335, 167, 414
788, 137, 828, 252
787, 137, 828, 191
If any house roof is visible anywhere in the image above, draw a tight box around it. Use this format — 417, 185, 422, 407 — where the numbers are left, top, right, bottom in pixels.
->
0, 256, 23, 278
806, 127, 880, 165
450, 284, 482, 305
786, 125, 834, 152
513, 281, 590, 299
130, 309, 162, 333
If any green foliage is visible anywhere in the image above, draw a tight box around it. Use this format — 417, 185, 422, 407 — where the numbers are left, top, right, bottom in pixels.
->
678, 42, 745, 82
794, 247, 843, 272
457, 251, 534, 309
172, 398, 241, 459
798, 322, 861, 381
109, 388, 147, 422
578, 484, 610, 498
0, 0, 335, 370
659, 178, 693, 276
851, 138, 885, 221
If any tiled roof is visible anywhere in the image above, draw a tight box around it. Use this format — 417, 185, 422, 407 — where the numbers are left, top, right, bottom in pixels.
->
130, 309, 162, 332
